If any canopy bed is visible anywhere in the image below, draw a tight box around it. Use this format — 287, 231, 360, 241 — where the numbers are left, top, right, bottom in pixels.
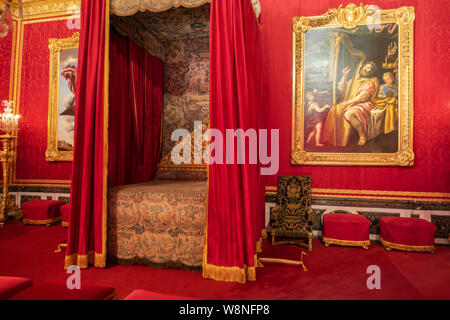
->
66, 0, 265, 284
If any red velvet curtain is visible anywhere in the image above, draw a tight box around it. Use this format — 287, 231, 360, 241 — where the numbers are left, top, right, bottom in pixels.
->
203, 0, 265, 283
65, 0, 109, 268
108, 30, 163, 187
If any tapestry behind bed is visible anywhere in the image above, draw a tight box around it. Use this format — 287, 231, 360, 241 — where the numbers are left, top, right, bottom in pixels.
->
108, 180, 207, 268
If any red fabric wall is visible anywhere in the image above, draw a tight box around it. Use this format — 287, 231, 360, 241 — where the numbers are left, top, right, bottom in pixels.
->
14, 18, 78, 184
259, 0, 450, 193
0, 22, 13, 101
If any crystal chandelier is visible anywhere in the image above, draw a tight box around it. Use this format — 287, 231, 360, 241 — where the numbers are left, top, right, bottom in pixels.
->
0, 100, 20, 135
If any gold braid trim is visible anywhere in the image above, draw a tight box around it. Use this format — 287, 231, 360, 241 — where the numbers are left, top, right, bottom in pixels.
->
323, 237, 370, 249
64, 251, 106, 269
54, 243, 67, 253
380, 237, 435, 253
61, 221, 68, 227
23, 217, 61, 225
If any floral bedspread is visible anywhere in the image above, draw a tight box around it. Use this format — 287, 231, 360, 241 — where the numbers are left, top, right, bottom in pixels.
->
107, 180, 207, 267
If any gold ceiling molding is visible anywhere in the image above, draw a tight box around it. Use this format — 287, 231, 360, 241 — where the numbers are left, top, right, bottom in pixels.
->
111, 0, 261, 19
9, 0, 80, 19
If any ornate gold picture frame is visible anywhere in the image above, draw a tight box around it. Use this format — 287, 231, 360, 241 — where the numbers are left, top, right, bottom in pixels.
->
291, 4, 414, 166
46, 32, 79, 162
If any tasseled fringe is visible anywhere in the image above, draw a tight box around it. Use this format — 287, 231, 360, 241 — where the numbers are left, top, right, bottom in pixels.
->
64, 251, 106, 269
202, 263, 257, 284
202, 254, 260, 284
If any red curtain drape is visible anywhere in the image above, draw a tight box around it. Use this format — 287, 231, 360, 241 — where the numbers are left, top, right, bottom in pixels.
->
65, 0, 109, 269
203, 0, 265, 283
108, 30, 163, 186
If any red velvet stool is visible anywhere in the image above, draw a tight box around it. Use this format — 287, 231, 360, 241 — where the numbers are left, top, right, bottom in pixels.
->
380, 217, 436, 253
0, 276, 32, 300
10, 280, 116, 300
322, 213, 370, 249
22, 200, 65, 225
124, 289, 199, 300
61, 203, 71, 228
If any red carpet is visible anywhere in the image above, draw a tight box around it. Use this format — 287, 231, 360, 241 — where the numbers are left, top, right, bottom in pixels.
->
0, 221, 449, 300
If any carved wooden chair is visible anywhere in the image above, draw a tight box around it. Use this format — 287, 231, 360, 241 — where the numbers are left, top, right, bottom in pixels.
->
270, 176, 313, 251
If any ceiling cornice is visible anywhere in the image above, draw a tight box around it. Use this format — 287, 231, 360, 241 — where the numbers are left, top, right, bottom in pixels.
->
10, 0, 80, 19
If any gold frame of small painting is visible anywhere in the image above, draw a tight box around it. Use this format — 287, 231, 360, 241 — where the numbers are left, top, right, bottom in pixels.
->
291, 4, 414, 166
46, 32, 79, 162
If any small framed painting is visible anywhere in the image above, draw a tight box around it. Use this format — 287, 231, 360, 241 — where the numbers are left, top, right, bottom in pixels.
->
46, 32, 79, 162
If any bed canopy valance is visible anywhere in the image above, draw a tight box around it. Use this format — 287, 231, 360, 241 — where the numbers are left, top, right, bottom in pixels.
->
111, 0, 261, 18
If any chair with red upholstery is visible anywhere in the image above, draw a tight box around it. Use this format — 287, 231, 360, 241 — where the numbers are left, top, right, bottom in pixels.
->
380, 216, 436, 253
60, 203, 71, 227
322, 213, 370, 249
124, 289, 199, 300
10, 280, 116, 300
21, 200, 65, 226
0, 276, 32, 300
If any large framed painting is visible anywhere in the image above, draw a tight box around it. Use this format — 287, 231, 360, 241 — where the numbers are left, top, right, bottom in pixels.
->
46, 32, 79, 162
291, 4, 414, 166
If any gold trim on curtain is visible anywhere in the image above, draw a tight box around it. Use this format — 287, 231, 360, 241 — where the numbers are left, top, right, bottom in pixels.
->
101, 0, 111, 269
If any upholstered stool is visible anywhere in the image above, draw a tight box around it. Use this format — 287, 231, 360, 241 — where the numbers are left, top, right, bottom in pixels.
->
61, 203, 71, 228
124, 289, 199, 300
380, 217, 436, 253
322, 213, 370, 249
10, 280, 116, 300
0, 276, 32, 300
22, 200, 65, 225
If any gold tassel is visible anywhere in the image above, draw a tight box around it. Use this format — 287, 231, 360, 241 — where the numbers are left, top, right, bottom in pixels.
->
256, 237, 263, 253
261, 229, 268, 239
54, 243, 67, 253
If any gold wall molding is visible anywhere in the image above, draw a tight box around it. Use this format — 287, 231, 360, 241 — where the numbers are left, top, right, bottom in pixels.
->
9, 16, 77, 186
10, 0, 80, 19
265, 186, 450, 202
291, 4, 415, 166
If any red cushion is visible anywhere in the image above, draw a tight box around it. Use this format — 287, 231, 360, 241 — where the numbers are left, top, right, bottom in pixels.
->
22, 200, 65, 224
124, 289, 199, 300
10, 280, 116, 300
380, 217, 436, 246
0, 276, 32, 300
323, 213, 370, 241
61, 203, 71, 226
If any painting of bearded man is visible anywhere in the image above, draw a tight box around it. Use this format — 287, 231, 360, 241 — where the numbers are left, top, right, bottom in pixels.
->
291, 4, 414, 166
323, 61, 379, 147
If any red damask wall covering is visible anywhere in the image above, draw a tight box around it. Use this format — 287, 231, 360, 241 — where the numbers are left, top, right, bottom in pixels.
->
0, 21, 14, 102
1, 16, 79, 185
259, 0, 450, 195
